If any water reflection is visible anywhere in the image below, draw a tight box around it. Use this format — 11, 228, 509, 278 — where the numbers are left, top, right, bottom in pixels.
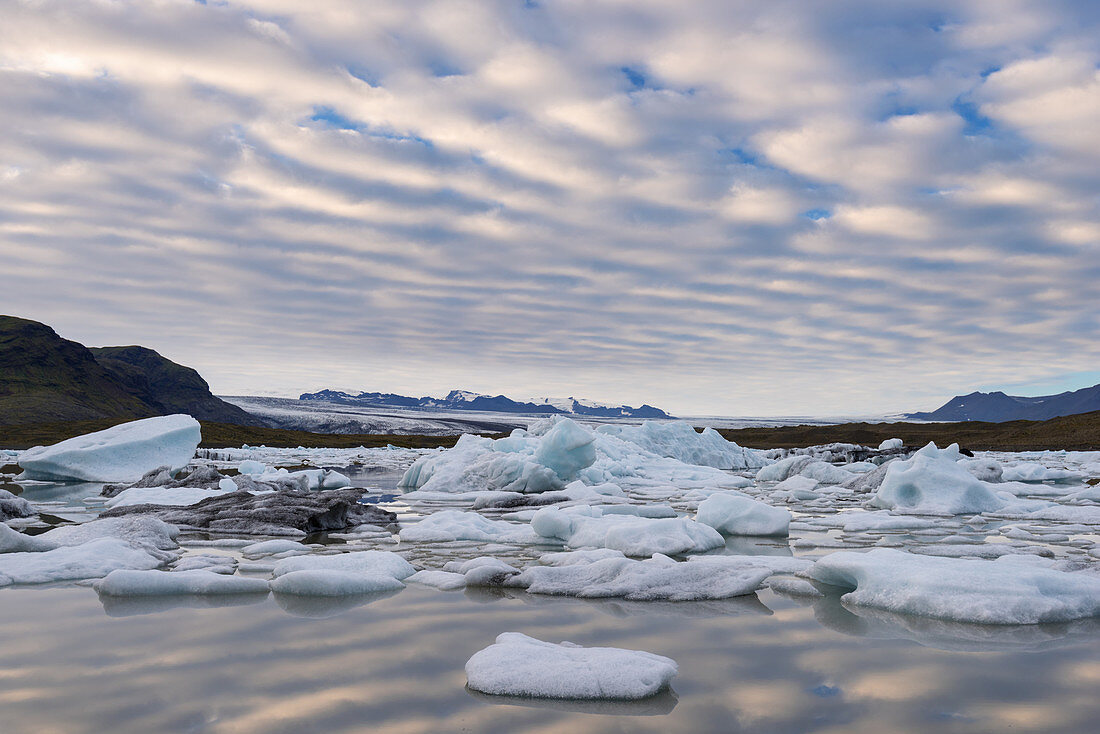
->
466, 687, 680, 716
0, 585, 1098, 734
272, 588, 402, 618
97, 591, 270, 617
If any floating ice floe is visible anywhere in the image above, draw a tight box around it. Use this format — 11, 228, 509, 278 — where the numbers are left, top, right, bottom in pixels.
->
268, 549, 416, 596
0, 538, 166, 586
271, 549, 416, 581
530, 506, 723, 556
695, 493, 791, 536
408, 557, 521, 590
1001, 462, 1084, 483
106, 484, 239, 508
101, 488, 396, 536
240, 539, 312, 558
878, 438, 904, 451
270, 569, 405, 596
870, 442, 1007, 514
38, 516, 179, 553
509, 552, 773, 600
93, 569, 269, 596
398, 510, 541, 544
465, 633, 678, 700
0, 522, 56, 553
755, 455, 851, 485
18, 415, 201, 483
806, 548, 1100, 624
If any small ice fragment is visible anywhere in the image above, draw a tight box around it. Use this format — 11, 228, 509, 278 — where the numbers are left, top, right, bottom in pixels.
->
465, 632, 677, 700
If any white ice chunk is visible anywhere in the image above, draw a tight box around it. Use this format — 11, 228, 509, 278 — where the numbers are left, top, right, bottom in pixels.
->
0, 538, 165, 586
271, 550, 416, 580
878, 438, 904, 450
240, 539, 311, 558
105, 484, 238, 508
407, 569, 467, 590
531, 507, 724, 557
237, 460, 268, 475
398, 510, 540, 544
870, 442, 1006, 514
807, 548, 1100, 624
0, 523, 57, 553
411, 557, 521, 589
466, 633, 677, 700
1001, 463, 1083, 483
696, 493, 791, 536
594, 422, 767, 470
512, 553, 769, 600
535, 418, 598, 479
270, 569, 405, 596
39, 516, 179, 551
93, 569, 269, 596
18, 415, 201, 483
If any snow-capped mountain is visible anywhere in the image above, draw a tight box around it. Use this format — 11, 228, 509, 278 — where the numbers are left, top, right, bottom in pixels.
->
299, 388, 673, 418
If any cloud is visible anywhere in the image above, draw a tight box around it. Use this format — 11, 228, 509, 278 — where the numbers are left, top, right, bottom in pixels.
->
0, 0, 1098, 416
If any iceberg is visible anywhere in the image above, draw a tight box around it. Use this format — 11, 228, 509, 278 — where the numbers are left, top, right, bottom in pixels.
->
696, 493, 791, 536
594, 421, 767, 470
870, 442, 1006, 514
807, 548, 1100, 624
530, 506, 724, 556
400, 418, 761, 497
18, 415, 201, 483
466, 633, 677, 699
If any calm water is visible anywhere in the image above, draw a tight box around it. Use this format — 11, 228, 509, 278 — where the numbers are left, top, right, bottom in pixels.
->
1, 583, 1098, 734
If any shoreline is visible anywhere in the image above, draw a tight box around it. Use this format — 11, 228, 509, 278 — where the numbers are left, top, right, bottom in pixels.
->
2, 409, 1099, 452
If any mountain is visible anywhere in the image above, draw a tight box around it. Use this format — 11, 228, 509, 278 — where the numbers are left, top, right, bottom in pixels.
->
88, 346, 259, 425
299, 388, 674, 419
908, 384, 1100, 422
0, 315, 260, 426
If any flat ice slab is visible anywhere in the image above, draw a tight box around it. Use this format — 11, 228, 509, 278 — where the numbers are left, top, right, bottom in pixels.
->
18, 415, 201, 483
270, 569, 405, 596
465, 632, 677, 700
0, 538, 165, 586
512, 553, 771, 600
93, 569, 269, 596
807, 548, 1100, 624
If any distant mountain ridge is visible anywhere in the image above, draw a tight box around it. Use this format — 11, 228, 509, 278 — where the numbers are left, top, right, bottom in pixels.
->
0, 315, 260, 426
299, 388, 673, 419
908, 383, 1100, 422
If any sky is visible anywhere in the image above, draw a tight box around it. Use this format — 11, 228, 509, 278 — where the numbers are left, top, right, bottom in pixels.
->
1, 0, 1098, 417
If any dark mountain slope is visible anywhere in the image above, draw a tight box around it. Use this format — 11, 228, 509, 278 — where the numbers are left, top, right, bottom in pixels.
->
90, 346, 258, 425
909, 384, 1100, 422
0, 315, 259, 426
